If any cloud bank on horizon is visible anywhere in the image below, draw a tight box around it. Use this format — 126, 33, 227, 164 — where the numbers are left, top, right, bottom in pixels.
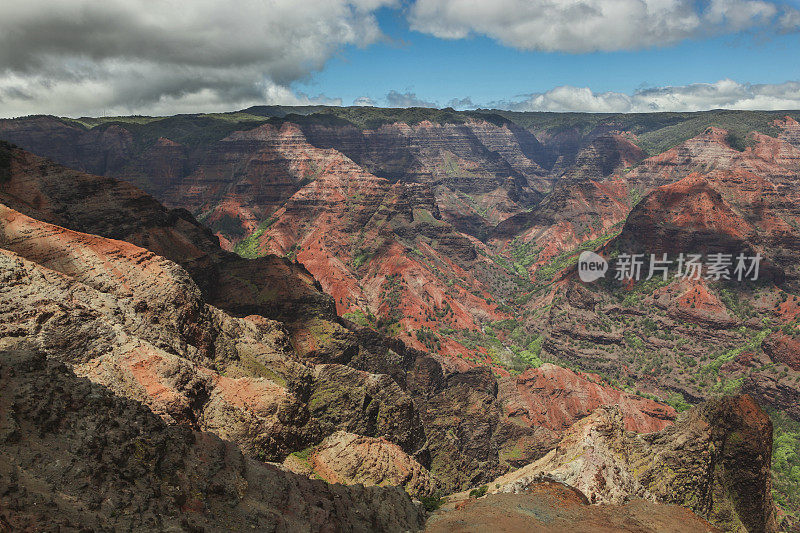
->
0, 0, 798, 117
494, 79, 800, 112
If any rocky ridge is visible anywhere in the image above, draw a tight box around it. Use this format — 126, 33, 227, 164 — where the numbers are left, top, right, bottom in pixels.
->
0, 346, 425, 532
0, 141, 680, 496
474, 395, 776, 532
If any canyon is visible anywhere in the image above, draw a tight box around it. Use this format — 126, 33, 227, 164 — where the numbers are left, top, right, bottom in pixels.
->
2, 107, 800, 530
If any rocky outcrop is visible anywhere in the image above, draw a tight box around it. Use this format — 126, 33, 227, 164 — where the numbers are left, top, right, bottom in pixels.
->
0, 143, 692, 501
501, 363, 676, 435
0, 346, 425, 532
488, 395, 777, 532
284, 430, 436, 498
616, 173, 758, 257
253, 151, 514, 355
426, 480, 719, 533
0, 207, 308, 459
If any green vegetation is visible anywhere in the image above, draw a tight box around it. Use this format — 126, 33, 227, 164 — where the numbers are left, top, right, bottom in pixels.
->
665, 392, 692, 412
285, 243, 300, 262
342, 308, 374, 328
627, 187, 644, 208
233, 217, 276, 259
623, 331, 644, 350
291, 446, 314, 461
483, 109, 800, 157
702, 328, 770, 377
439, 321, 546, 374
469, 485, 488, 498
239, 354, 287, 387
376, 274, 404, 336
725, 131, 749, 152
768, 408, 800, 528
534, 230, 621, 283
416, 326, 441, 352
509, 238, 541, 269
277, 106, 510, 130
351, 248, 375, 269
718, 287, 755, 319
419, 493, 445, 512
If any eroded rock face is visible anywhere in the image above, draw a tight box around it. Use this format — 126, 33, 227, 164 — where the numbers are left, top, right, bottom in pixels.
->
284, 431, 436, 498
515, 122, 800, 458
0, 143, 688, 499
0, 200, 432, 463
256, 159, 514, 355
0, 347, 425, 532
299, 119, 550, 230
0, 116, 551, 241
502, 363, 676, 435
617, 174, 757, 257
489, 395, 777, 533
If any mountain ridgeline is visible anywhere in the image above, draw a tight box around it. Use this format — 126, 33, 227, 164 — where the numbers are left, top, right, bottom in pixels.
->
2, 106, 800, 531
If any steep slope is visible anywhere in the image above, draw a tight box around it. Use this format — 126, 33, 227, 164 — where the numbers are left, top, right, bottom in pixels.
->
298, 118, 550, 235
485, 395, 777, 532
491, 134, 646, 272
0, 127, 523, 359
0, 202, 428, 461
0, 142, 682, 496
250, 150, 515, 356
0, 114, 552, 241
0, 346, 425, 532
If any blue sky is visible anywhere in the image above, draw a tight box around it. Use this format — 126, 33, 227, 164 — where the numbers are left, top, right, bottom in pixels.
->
297, 4, 800, 109
1, 0, 800, 117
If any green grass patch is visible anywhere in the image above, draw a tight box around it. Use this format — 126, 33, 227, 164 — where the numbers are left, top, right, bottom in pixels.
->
768, 408, 800, 529
233, 217, 275, 259
535, 230, 621, 283
702, 328, 770, 377
469, 485, 488, 498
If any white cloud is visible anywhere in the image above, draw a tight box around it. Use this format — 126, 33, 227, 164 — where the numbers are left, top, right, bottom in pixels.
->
408, 0, 800, 52
354, 96, 378, 106
446, 96, 475, 109
0, 0, 394, 117
496, 79, 800, 112
385, 90, 438, 107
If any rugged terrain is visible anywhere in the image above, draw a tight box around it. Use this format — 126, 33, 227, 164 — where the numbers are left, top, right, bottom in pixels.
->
0, 140, 694, 520
2, 107, 800, 529
481, 395, 776, 532
0, 345, 425, 532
